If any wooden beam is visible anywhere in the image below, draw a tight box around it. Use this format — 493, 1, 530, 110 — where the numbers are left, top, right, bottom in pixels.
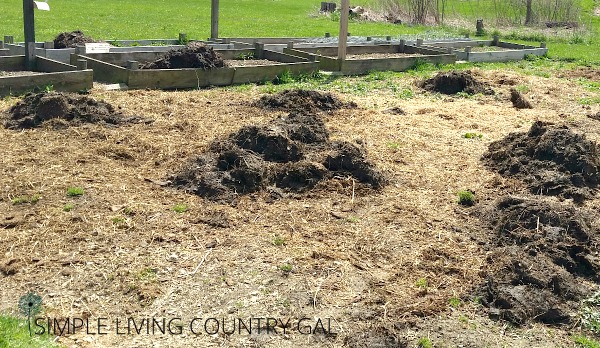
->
337, 0, 349, 61
23, 0, 36, 70
211, 0, 219, 40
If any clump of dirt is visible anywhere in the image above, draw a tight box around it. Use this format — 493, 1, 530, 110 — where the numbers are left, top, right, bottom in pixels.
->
4, 92, 151, 129
170, 112, 385, 201
478, 196, 598, 325
482, 121, 600, 202
587, 112, 600, 121
419, 70, 494, 95
253, 89, 357, 113
53, 30, 97, 49
510, 88, 533, 109
141, 42, 225, 70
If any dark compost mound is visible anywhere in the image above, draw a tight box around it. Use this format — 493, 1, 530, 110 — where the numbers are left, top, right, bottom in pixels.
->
482, 121, 600, 201
510, 88, 533, 109
53, 30, 96, 49
419, 70, 494, 95
478, 196, 599, 325
253, 89, 357, 113
170, 112, 385, 201
141, 42, 225, 70
4, 92, 151, 129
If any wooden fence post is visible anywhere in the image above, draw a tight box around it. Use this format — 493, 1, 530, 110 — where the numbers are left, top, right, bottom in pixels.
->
211, 0, 219, 40
23, 0, 36, 70
337, 0, 349, 61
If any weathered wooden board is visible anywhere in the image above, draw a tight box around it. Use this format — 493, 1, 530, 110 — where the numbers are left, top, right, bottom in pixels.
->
0, 55, 25, 70
71, 54, 129, 83
37, 56, 78, 73
466, 48, 548, 63
127, 68, 235, 89
0, 70, 93, 96
232, 62, 318, 84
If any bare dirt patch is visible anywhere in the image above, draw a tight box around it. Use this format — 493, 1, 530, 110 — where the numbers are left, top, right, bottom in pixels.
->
419, 70, 495, 95
482, 121, 600, 202
253, 89, 357, 113
557, 67, 600, 81
141, 42, 225, 70
53, 30, 97, 49
3, 92, 152, 129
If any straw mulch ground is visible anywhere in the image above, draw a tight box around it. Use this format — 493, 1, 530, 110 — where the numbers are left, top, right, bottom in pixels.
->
0, 67, 598, 347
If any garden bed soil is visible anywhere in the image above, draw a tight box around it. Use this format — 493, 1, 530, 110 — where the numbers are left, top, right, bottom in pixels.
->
225, 59, 281, 67
477, 195, 598, 325
482, 121, 600, 202
4, 92, 152, 129
140, 42, 225, 70
53, 30, 97, 49
252, 89, 357, 113
170, 111, 385, 202
419, 70, 495, 95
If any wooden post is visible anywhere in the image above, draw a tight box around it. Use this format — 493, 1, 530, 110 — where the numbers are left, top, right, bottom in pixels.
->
211, 0, 219, 40
416, 38, 423, 46
76, 59, 87, 70
399, 39, 405, 52
325, 32, 330, 38
43, 41, 54, 49
492, 35, 499, 46
127, 61, 139, 70
254, 42, 264, 59
4, 36, 14, 44
0, 41, 4, 49
337, 0, 349, 61
287, 41, 294, 49
23, 0, 36, 70
540, 42, 546, 48
179, 33, 187, 44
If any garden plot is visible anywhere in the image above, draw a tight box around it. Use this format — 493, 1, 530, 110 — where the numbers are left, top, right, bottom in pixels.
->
424, 39, 548, 62
0, 55, 92, 97
3, 32, 238, 64
70, 42, 318, 89
284, 43, 455, 75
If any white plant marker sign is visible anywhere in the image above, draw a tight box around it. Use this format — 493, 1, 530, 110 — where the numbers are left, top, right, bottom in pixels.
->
33, 0, 49, 11
85, 42, 111, 53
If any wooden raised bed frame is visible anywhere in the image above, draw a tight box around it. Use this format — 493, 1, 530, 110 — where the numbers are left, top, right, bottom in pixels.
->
0, 55, 93, 97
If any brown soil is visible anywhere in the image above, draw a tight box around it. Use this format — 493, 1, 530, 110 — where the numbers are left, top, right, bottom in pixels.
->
140, 42, 225, 70
253, 89, 357, 113
419, 70, 495, 95
482, 121, 600, 202
477, 195, 598, 325
53, 30, 96, 49
170, 111, 385, 202
510, 88, 533, 109
4, 92, 152, 129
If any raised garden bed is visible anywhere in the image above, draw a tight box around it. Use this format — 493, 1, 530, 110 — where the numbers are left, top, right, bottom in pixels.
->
0, 55, 92, 97
284, 43, 455, 75
423, 39, 548, 62
69, 47, 318, 89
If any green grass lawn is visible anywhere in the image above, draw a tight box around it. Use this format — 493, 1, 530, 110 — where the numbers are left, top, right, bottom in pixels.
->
0, 315, 61, 348
0, 1, 598, 62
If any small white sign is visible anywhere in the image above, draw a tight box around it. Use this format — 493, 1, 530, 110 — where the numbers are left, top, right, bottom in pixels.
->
34, 1, 50, 11
85, 42, 111, 53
